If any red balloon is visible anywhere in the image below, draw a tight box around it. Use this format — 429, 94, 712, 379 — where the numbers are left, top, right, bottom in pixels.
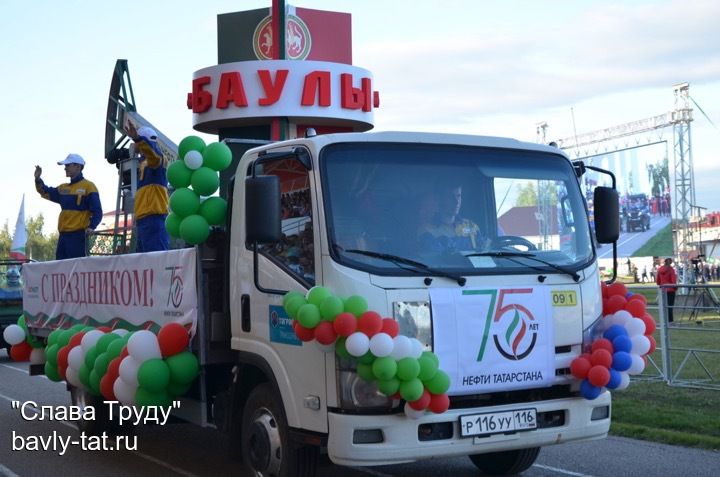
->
97, 326, 112, 333
607, 282, 628, 297
10, 342, 32, 362
314, 321, 337, 345
357, 311, 383, 338
158, 323, 190, 357
409, 389, 431, 411
333, 312, 357, 337
381, 318, 400, 338
120, 346, 129, 360
68, 331, 85, 348
591, 338, 614, 354
106, 356, 123, 379
647, 335, 657, 354
570, 356, 592, 379
100, 374, 117, 401
428, 393, 450, 414
625, 299, 646, 318
641, 313, 656, 335
628, 293, 647, 305
601, 282, 609, 299
605, 295, 627, 314
590, 349, 613, 368
57, 345, 71, 371
587, 365, 611, 387
293, 321, 315, 342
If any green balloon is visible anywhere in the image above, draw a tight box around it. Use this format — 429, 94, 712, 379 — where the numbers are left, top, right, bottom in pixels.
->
306, 286, 332, 307
417, 356, 439, 382
45, 344, 59, 366
105, 339, 125, 359
93, 352, 111, 377
425, 370, 450, 395
136, 387, 172, 407
57, 330, 73, 347
358, 351, 375, 365
167, 160, 193, 188
89, 370, 101, 395
95, 333, 120, 354
334, 338, 351, 360
138, 359, 171, 393
166, 351, 200, 385
357, 363, 375, 382
169, 188, 200, 217
166, 380, 192, 397
178, 135, 206, 159
84, 348, 99, 370
202, 142, 232, 172
283, 291, 305, 308
399, 378, 424, 402
319, 296, 344, 321
421, 351, 440, 367
165, 213, 183, 238
44, 361, 62, 382
296, 303, 321, 329
372, 356, 397, 381
344, 295, 368, 317
396, 358, 421, 381
285, 295, 307, 319
376, 377, 400, 396
199, 196, 227, 226
179, 214, 210, 245
190, 167, 219, 196
78, 363, 91, 388
48, 329, 61, 347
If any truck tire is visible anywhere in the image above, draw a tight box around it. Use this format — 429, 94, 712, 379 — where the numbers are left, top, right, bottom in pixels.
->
468, 447, 540, 475
69, 386, 119, 435
241, 383, 318, 477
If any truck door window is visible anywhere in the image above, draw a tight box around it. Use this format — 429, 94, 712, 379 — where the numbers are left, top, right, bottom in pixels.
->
255, 157, 315, 285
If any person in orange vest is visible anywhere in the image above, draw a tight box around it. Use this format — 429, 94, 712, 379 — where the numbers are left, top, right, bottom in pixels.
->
656, 257, 678, 323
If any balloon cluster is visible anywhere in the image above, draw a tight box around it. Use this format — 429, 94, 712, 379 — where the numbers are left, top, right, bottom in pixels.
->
40, 323, 198, 407
570, 282, 656, 399
283, 287, 451, 418
165, 136, 231, 245
3, 315, 44, 362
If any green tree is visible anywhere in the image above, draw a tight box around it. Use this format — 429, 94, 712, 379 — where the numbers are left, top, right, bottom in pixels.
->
515, 182, 558, 207
0, 221, 11, 257
25, 214, 58, 261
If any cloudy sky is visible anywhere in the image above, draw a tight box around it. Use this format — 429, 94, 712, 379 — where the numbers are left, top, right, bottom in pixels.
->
1, 0, 719, 236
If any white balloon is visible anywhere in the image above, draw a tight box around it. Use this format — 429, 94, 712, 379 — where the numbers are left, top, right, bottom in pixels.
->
369, 333, 394, 357
118, 356, 141, 387
67, 346, 85, 370
127, 330, 161, 362
628, 354, 646, 375
625, 318, 646, 337
631, 335, 651, 356
30, 348, 46, 364
403, 402, 426, 419
113, 377, 137, 406
613, 310, 632, 327
3, 324, 26, 345
81, 330, 105, 352
345, 332, 370, 357
616, 372, 631, 390
409, 338, 424, 359
390, 335, 412, 360
65, 367, 81, 388
112, 329, 129, 337
184, 150, 203, 170
315, 341, 336, 353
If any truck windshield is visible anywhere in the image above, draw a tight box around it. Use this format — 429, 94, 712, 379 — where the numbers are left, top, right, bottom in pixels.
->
322, 142, 593, 277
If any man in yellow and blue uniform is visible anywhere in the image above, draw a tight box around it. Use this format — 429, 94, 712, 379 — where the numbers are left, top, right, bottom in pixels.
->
127, 124, 169, 252
34, 154, 103, 260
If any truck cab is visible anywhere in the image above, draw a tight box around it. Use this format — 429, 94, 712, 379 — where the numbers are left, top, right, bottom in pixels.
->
229, 131, 614, 474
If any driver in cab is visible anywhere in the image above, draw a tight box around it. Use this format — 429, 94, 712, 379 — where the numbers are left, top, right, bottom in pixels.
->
417, 183, 490, 255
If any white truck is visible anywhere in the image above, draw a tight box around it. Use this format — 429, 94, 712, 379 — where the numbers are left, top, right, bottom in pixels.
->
25, 131, 620, 476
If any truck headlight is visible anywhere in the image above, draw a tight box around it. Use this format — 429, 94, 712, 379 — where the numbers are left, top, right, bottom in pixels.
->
393, 301, 432, 349
337, 368, 394, 410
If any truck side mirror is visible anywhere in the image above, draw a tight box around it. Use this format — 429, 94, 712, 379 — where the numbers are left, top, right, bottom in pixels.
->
594, 186, 620, 243
245, 175, 281, 243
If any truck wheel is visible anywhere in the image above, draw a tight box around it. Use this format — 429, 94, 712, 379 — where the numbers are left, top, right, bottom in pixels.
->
241, 383, 318, 477
468, 447, 540, 475
69, 386, 119, 435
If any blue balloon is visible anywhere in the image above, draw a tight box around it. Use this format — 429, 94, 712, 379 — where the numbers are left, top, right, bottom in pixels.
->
606, 369, 623, 389
612, 335, 633, 353
626, 292, 634, 299
612, 351, 633, 372
603, 324, 629, 342
580, 379, 603, 400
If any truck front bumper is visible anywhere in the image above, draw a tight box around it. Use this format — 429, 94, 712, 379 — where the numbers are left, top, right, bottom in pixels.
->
327, 391, 610, 467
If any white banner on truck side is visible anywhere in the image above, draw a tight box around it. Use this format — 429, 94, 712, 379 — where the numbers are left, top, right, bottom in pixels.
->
430, 286, 555, 395
22, 248, 198, 335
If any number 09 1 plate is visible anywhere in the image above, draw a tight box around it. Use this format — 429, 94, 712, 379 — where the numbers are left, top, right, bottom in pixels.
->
459, 408, 537, 437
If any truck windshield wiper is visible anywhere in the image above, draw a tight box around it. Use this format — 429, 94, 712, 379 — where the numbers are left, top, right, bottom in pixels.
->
465, 251, 580, 282
344, 249, 467, 286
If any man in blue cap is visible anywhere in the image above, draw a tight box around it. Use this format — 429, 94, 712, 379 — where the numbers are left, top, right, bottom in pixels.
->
34, 154, 103, 259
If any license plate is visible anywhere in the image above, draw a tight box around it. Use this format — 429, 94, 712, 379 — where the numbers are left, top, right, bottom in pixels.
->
459, 408, 537, 437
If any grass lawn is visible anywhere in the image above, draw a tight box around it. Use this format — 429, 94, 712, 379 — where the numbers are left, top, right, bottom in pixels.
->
632, 223, 674, 257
